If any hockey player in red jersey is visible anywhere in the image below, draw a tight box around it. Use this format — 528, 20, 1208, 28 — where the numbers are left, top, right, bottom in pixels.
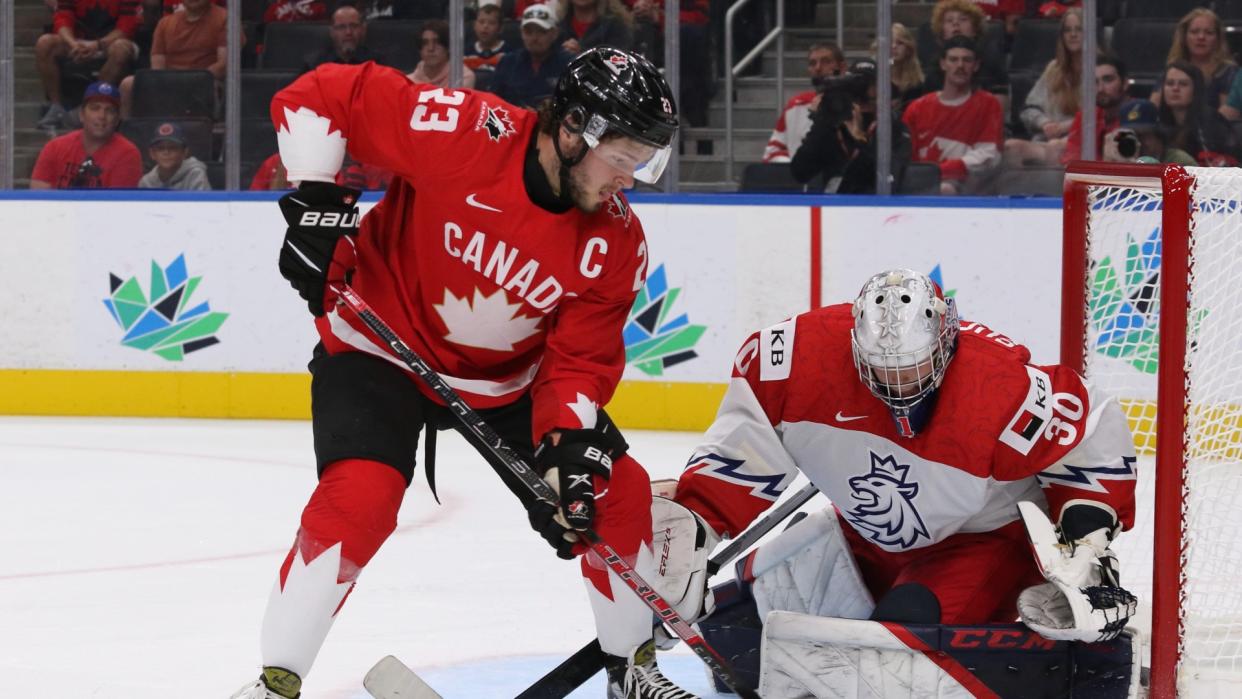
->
231, 47, 697, 699
655, 269, 1138, 693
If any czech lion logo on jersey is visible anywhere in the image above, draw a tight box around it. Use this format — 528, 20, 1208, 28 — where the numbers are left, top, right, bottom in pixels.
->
845, 452, 930, 549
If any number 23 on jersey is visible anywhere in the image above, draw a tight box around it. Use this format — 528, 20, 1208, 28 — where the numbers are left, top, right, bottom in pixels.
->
409, 88, 465, 132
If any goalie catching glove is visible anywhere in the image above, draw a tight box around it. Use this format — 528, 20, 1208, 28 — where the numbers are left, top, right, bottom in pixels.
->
1017, 500, 1137, 643
528, 427, 622, 559
277, 181, 361, 316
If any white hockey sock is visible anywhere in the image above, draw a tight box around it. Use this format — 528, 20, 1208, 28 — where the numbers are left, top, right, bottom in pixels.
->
586, 543, 660, 657
260, 541, 356, 679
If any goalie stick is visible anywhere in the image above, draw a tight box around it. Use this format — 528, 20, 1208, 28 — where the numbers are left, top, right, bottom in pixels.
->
516, 481, 822, 698
331, 284, 762, 699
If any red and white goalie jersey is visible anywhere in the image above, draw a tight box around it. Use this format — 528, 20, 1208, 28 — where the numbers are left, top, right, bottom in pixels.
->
675, 304, 1137, 558
270, 62, 649, 440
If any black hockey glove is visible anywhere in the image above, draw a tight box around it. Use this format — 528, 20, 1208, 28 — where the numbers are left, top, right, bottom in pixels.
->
277, 181, 361, 316
528, 429, 616, 560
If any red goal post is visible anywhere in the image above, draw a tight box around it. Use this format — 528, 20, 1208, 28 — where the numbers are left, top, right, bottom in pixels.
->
1062, 161, 1242, 698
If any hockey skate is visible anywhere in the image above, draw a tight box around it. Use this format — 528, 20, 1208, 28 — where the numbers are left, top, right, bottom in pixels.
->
604, 639, 698, 699
230, 667, 302, 699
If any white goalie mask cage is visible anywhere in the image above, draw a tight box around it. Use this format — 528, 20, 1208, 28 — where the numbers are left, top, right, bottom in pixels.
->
850, 269, 959, 411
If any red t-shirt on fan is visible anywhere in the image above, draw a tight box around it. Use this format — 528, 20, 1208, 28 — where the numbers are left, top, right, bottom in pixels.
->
31, 131, 142, 189
271, 62, 649, 441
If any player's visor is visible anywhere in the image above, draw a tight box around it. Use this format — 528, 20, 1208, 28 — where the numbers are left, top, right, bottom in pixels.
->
582, 115, 672, 184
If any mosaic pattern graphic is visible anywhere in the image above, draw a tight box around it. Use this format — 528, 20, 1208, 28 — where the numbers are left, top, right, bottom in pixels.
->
928, 264, 956, 298
1089, 226, 1163, 374
623, 264, 706, 376
1087, 225, 1207, 375
103, 254, 228, 361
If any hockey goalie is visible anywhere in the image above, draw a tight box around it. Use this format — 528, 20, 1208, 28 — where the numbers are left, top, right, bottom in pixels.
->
653, 268, 1141, 698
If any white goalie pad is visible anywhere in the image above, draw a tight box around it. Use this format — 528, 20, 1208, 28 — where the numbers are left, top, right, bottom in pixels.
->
749, 508, 875, 621
759, 613, 976, 699
650, 496, 721, 622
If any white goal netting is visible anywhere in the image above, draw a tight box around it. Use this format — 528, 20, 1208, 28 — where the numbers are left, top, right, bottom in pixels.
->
1078, 167, 1242, 694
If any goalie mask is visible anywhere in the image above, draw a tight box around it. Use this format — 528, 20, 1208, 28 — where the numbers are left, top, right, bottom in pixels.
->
850, 269, 959, 437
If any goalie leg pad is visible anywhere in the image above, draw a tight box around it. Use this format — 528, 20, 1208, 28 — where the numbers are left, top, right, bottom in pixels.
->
747, 507, 875, 621
758, 612, 1140, 699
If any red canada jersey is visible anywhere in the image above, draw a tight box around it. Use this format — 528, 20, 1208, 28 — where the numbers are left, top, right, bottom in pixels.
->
902, 90, 1003, 181
675, 304, 1137, 555
271, 62, 649, 442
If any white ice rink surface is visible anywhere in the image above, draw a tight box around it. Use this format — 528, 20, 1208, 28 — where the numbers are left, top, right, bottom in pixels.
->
0, 417, 752, 698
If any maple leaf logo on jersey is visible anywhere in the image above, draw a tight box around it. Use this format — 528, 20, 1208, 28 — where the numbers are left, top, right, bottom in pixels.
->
605, 194, 630, 222
845, 452, 930, 549
434, 287, 542, 351
475, 104, 516, 142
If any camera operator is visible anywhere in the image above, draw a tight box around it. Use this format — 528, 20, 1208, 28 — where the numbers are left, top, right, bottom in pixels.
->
790, 59, 911, 194
1103, 99, 1197, 166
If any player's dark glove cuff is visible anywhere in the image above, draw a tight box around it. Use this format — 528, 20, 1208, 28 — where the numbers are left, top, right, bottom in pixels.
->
534, 429, 614, 532
277, 182, 362, 317
528, 502, 577, 560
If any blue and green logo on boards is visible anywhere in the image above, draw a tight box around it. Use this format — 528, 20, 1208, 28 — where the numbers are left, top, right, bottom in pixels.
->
103, 254, 228, 361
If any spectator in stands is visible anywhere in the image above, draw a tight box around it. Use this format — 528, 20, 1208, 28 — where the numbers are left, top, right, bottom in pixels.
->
762, 42, 845, 163
492, 4, 573, 109
118, 0, 228, 118
408, 19, 476, 88
903, 36, 1002, 195
1220, 70, 1242, 121
1004, 8, 1083, 166
304, 3, 385, 72
619, 0, 711, 125
35, 0, 141, 130
1156, 61, 1239, 166
557, 0, 633, 55
138, 121, 211, 190
354, 0, 438, 20
885, 23, 925, 111
264, 0, 328, 23
249, 152, 390, 189
465, 3, 508, 92
30, 81, 142, 189
790, 59, 912, 194
1158, 8, 1237, 112
1036, 1, 1079, 19
967, 0, 1027, 35
921, 0, 1001, 92
1104, 99, 1196, 166
1060, 56, 1126, 164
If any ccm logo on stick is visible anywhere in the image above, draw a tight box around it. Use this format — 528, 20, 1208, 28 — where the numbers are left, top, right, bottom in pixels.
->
299, 211, 359, 227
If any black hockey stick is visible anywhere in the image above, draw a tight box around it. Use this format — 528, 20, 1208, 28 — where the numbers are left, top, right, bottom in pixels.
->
516, 481, 821, 699
331, 284, 763, 699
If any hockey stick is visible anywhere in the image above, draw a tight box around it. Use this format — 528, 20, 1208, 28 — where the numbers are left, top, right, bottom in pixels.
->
363, 656, 442, 699
515, 481, 821, 698
331, 284, 763, 699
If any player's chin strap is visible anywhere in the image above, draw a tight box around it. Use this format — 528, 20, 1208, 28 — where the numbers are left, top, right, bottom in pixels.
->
553, 109, 591, 203
1017, 500, 1137, 643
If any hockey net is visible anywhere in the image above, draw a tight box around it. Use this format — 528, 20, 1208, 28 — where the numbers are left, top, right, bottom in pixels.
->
1063, 163, 1242, 698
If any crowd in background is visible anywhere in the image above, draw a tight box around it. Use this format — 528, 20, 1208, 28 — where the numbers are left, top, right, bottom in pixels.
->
761, 1, 1242, 195
15, 0, 1242, 193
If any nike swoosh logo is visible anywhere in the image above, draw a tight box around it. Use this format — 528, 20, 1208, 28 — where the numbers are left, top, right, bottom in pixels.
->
835, 411, 867, 422
466, 193, 502, 212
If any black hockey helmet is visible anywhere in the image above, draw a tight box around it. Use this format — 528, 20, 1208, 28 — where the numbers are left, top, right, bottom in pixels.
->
551, 46, 679, 183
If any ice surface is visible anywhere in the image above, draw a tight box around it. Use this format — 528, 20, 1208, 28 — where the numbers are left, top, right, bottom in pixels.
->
0, 417, 743, 698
